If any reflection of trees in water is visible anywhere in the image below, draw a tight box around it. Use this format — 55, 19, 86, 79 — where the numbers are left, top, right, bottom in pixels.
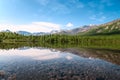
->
0, 43, 120, 65
58, 48, 120, 65
0, 41, 120, 50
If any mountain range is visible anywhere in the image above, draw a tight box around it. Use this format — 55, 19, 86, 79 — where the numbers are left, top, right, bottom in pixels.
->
58, 19, 120, 35
1, 19, 120, 36
1, 30, 60, 36
84, 19, 120, 35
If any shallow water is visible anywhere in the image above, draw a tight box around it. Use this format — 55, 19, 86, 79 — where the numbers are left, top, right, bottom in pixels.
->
0, 47, 120, 80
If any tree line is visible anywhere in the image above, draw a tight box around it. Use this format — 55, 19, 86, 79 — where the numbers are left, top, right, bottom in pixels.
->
0, 32, 120, 50
0, 32, 120, 44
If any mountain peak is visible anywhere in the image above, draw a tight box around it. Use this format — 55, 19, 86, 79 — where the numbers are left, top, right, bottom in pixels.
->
1, 29, 11, 32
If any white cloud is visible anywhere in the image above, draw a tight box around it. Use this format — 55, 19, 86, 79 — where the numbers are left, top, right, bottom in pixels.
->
0, 22, 61, 33
36, 0, 50, 6
69, 0, 84, 8
66, 22, 74, 27
101, 0, 113, 6
36, 0, 71, 15
89, 14, 107, 22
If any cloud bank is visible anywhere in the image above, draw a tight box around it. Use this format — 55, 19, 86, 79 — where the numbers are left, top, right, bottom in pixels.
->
0, 22, 61, 33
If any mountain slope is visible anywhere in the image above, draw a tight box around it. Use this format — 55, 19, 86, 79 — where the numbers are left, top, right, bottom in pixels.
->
16, 31, 32, 35
58, 25, 96, 35
83, 19, 120, 35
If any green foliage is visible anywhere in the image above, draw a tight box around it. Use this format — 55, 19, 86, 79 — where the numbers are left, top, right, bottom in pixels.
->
0, 32, 120, 50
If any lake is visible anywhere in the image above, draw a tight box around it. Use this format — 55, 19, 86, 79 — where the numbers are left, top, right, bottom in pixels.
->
0, 47, 120, 80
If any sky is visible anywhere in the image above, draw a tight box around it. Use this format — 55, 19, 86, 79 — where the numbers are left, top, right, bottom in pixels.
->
0, 0, 120, 32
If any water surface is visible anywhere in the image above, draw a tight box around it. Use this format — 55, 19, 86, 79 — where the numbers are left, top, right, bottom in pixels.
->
0, 47, 120, 80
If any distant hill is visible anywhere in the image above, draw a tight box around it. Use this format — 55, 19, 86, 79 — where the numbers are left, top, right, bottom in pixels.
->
82, 19, 120, 35
58, 25, 97, 35
16, 31, 32, 35
17, 30, 59, 36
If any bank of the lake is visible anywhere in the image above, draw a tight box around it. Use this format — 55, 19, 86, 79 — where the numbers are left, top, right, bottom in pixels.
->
0, 32, 120, 49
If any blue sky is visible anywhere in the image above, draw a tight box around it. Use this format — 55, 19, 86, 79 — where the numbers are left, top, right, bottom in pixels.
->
0, 0, 120, 32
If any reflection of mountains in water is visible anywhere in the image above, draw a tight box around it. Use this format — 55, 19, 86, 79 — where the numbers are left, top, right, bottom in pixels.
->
58, 48, 120, 65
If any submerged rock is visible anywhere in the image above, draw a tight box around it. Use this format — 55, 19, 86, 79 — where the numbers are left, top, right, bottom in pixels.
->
0, 70, 5, 76
7, 74, 16, 80
0, 70, 6, 80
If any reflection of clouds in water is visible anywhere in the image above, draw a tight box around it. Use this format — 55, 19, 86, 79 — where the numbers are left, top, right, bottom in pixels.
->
33, 53, 60, 60
0, 48, 73, 61
0, 48, 120, 80
88, 57, 94, 60
66, 56, 73, 60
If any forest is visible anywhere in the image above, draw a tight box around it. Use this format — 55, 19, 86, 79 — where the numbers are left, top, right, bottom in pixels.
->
0, 32, 120, 50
